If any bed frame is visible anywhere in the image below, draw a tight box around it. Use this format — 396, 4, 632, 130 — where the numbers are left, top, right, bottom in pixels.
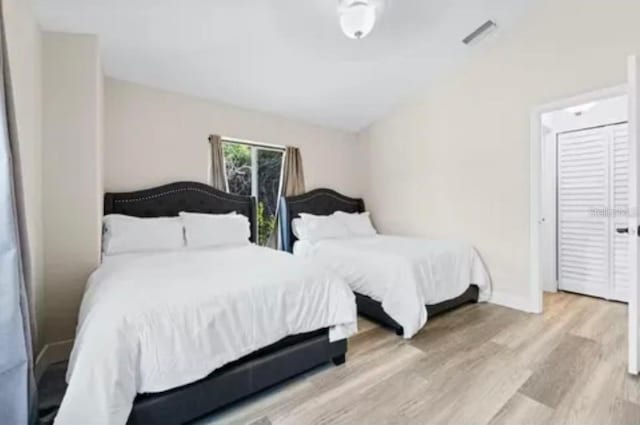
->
100, 182, 348, 424
280, 188, 480, 336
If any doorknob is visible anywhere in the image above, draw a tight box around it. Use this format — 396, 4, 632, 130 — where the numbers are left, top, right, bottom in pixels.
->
616, 226, 640, 235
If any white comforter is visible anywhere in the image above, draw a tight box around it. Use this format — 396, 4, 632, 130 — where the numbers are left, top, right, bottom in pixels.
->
54, 245, 357, 425
294, 235, 491, 338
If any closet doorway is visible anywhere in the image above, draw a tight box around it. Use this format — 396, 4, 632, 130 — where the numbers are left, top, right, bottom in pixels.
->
540, 94, 629, 302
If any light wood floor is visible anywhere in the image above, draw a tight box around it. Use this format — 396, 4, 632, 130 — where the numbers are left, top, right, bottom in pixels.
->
199, 292, 640, 425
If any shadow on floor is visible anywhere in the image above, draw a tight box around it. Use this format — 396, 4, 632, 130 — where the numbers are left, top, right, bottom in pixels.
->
38, 361, 67, 425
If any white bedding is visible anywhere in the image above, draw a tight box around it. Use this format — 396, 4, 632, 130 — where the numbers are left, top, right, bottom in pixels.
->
54, 245, 357, 425
294, 235, 491, 339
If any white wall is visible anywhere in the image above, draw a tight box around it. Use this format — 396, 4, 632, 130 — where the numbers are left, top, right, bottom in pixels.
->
43, 33, 103, 344
4, 0, 44, 350
104, 78, 362, 197
359, 0, 640, 306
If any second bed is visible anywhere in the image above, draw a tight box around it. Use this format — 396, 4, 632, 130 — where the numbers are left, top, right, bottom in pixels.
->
280, 188, 491, 338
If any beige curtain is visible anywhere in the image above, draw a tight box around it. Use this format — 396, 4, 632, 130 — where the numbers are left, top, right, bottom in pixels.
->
281, 146, 305, 196
209, 135, 228, 191
269, 146, 305, 249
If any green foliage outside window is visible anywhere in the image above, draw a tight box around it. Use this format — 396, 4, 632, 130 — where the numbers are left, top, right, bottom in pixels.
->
223, 143, 252, 196
257, 201, 277, 246
223, 141, 283, 246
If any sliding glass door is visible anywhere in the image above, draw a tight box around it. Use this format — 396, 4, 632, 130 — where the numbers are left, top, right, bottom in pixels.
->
223, 141, 284, 245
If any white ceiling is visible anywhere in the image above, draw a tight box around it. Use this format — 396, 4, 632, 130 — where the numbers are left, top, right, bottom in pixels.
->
31, 0, 536, 132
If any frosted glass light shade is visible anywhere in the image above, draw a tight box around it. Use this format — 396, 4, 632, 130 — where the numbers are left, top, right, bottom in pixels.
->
339, 1, 377, 39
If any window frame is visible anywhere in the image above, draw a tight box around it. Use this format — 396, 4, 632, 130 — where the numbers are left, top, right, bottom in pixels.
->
220, 137, 286, 245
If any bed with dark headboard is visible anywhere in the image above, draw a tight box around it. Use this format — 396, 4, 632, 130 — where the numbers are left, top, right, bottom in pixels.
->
279, 188, 365, 253
57, 182, 347, 425
104, 181, 259, 243
280, 188, 480, 336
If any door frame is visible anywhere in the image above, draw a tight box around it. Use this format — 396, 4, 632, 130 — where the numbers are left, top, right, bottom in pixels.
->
530, 84, 627, 314
548, 120, 629, 299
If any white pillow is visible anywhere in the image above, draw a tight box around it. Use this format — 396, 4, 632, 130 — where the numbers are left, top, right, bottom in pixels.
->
335, 211, 377, 237
297, 213, 350, 242
291, 218, 306, 239
180, 211, 251, 248
102, 215, 185, 256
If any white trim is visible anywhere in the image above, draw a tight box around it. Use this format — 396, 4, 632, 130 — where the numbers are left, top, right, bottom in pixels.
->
627, 55, 639, 375
489, 290, 538, 313
35, 339, 74, 382
221, 136, 286, 152
250, 146, 258, 198
541, 124, 558, 293
530, 84, 628, 315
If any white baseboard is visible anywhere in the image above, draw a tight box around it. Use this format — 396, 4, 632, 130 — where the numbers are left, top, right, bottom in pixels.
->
489, 291, 537, 313
35, 339, 73, 382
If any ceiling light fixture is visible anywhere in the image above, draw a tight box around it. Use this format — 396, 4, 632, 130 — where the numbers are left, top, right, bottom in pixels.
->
338, 0, 382, 40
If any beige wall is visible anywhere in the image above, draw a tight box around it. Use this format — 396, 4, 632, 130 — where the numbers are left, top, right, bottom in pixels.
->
4, 0, 45, 350
43, 33, 103, 344
105, 79, 362, 197
359, 0, 640, 304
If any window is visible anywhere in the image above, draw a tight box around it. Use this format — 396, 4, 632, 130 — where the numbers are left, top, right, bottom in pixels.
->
222, 140, 285, 246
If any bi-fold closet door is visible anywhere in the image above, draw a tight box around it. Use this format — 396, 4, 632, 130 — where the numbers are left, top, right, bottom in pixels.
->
557, 122, 629, 302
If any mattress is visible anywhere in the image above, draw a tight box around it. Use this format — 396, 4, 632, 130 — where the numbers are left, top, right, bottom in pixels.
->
293, 235, 491, 338
54, 245, 357, 425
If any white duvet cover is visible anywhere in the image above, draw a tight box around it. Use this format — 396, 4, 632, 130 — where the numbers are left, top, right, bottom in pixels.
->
54, 245, 357, 425
294, 235, 491, 338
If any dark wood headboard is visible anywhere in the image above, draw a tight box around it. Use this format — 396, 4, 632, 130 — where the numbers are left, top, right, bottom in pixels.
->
104, 181, 258, 243
279, 188, 364, 253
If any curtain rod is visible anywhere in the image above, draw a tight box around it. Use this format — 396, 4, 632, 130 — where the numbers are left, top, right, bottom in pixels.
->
210, 135, 286, 151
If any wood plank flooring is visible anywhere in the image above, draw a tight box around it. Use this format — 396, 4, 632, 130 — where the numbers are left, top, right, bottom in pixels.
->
197, 292, 640, 425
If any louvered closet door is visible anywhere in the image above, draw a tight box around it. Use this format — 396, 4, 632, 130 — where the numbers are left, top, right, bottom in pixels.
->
557, 123, 630, 302
612, 123, 630, 302
558, 128, 611, 299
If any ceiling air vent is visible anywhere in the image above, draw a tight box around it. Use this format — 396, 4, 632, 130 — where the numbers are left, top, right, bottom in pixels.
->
462, 20, 497, 45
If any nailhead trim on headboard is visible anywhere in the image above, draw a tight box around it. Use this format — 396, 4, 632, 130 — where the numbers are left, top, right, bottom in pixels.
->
114, 188, 247, 204
287, 192, 361, 205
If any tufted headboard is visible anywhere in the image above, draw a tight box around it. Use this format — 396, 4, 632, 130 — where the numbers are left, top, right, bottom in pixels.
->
279, 188, 364, 253
104, 181, 258, 243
